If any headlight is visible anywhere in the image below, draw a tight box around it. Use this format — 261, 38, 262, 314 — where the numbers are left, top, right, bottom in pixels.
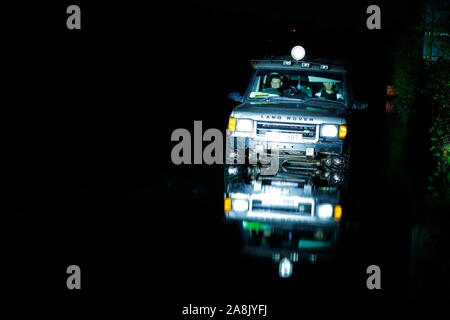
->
320, 125, 338, 137
317, 204, 333, 219
236, 119, 254, 132
232, 199, 249, 211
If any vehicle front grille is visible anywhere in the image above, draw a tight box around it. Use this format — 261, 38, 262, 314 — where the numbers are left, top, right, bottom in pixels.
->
256, 122, 317, 140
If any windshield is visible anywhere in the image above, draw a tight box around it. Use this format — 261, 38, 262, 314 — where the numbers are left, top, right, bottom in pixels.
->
248, 69, 346, 104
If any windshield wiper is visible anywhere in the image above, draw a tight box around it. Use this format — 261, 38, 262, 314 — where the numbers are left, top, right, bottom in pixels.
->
304, 97, 344, 104
301, 98, 345, 111
250, 96, 305, 102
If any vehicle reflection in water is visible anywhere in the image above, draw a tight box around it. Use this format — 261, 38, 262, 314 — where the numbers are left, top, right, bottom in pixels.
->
224, 175, 342, 278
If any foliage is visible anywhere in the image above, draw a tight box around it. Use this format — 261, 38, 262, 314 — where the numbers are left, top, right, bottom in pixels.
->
423, 0, 450, 204
425, 58, 450, 204
392, 31, 424, 122
391, 0, 450, 204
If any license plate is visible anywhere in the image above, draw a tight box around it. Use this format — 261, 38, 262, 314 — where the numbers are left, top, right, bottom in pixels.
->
265, 132, 302, 142
262, 198, 297, 207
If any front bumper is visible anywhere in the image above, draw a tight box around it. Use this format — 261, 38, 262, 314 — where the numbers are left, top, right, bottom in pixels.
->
226, 135, 348, 178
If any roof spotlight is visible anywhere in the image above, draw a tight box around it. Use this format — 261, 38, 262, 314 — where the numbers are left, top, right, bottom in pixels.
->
291, 45, 306, 61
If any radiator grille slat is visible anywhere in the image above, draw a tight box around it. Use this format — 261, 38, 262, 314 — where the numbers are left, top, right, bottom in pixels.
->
256, 122, 316, 139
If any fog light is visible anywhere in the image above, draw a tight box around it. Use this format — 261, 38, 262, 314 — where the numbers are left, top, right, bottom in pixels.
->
306, 147, 314, 156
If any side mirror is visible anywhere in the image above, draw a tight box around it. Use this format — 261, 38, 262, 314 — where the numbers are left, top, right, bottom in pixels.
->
352, 101, 368, 110
228, 91, 244, 103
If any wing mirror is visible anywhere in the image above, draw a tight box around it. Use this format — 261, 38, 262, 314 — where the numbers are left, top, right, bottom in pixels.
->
228, 91, 244, 103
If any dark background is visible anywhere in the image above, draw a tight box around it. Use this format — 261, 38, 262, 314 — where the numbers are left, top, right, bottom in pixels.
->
3, 0, 446, 314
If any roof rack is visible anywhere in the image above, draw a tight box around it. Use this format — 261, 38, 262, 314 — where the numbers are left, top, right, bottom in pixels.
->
250, 57, 347, 72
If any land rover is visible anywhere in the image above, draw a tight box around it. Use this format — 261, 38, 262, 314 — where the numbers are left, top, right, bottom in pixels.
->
226, 46, 367, 185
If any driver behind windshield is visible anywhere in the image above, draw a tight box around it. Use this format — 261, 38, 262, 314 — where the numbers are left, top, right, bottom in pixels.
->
262, 75, 283, 95
315, 82, 344, 101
